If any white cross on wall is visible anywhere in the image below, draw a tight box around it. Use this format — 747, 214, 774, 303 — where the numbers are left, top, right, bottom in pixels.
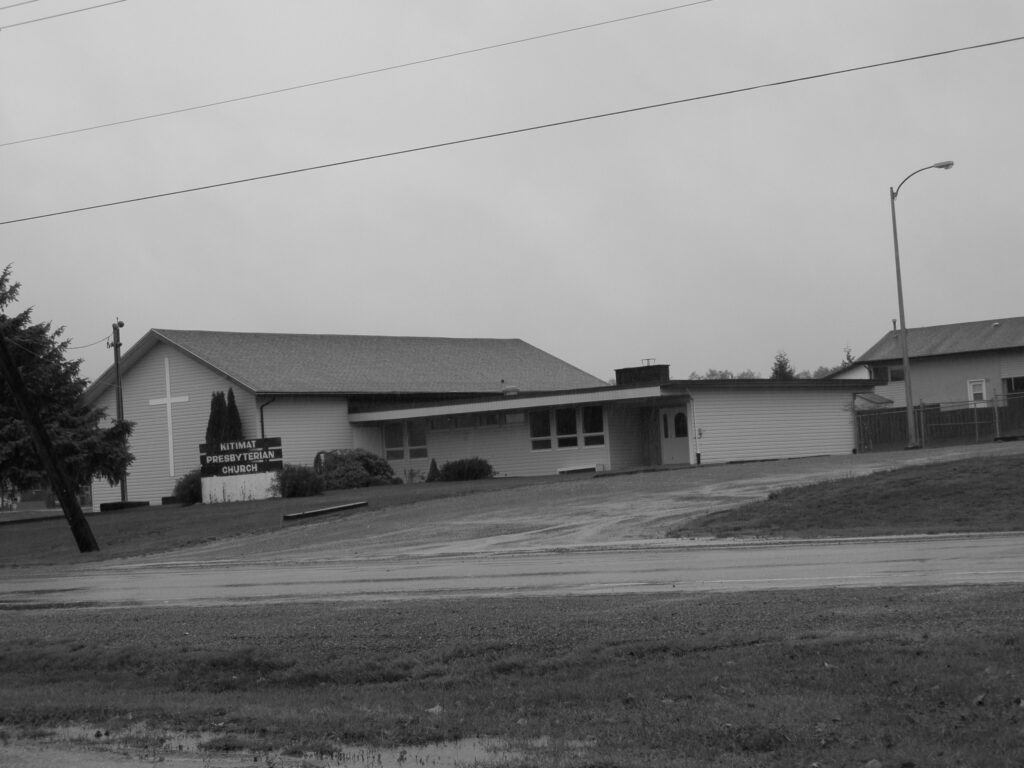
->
149, 357, 189, 477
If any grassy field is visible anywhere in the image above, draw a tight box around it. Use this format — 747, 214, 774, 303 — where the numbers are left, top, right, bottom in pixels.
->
668, 453, 1024, 539
0, 474, 572, 565
1, 453, 1023, 766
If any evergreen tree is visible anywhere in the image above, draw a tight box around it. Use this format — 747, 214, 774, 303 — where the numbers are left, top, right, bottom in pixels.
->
205, 391, 227, 448
224, 388, 244, 441
769, 351, 796, 380
0, 265, 134, 494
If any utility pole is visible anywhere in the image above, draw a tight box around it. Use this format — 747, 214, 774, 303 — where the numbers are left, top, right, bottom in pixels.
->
110, 319, 127, 503
0, 326, 99, 552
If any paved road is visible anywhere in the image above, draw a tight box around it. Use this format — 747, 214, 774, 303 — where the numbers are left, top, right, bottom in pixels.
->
3, 533, 1024, 608
2, 442, 1023, 608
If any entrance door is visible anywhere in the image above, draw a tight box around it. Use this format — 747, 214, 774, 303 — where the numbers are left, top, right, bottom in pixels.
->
659, 407, 691, 465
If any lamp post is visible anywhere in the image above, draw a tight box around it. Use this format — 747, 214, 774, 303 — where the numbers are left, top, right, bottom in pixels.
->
889, 160, 954, 449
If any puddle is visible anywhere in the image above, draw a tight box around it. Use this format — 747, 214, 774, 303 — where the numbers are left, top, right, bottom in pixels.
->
8, 724, 595, 767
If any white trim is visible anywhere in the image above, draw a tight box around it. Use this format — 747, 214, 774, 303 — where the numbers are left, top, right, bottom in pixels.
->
347, 386, 665, 423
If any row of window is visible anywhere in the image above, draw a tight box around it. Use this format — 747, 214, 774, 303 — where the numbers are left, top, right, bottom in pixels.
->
529, 406, 604, 450
381, 406, 607, 460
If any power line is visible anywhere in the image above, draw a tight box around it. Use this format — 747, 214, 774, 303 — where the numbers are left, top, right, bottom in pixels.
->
0, 0, 713, 147
2, 33, 1022, 228
0, 0, 44, 11
68, 333, 112, 350
0, 0, 126, 30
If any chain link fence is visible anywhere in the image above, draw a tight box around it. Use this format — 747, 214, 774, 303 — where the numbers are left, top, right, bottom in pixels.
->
856, 393, 1024, 452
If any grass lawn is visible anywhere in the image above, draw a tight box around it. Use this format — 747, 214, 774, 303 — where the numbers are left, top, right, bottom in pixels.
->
1, 453, 1023, 766
669, 452, 1024, 539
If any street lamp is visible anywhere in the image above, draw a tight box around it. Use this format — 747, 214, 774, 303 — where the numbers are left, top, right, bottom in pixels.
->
889, 160, 954, 449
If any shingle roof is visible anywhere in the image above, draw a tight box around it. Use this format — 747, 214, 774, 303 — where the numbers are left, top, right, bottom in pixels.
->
857, 316, 1024, 362
96, 329, 607, 396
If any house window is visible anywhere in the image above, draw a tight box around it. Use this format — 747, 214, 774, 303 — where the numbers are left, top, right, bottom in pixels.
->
674, 412, 688, 438
869, 365, 889, 384
1004, 376, 1024, 394
889, 366, 905, 382
968, 379, 987, 404
582, 406, 605, 446
407, 421, 428, 459
384, 421, 428, 460
530, 407, 605, 450
529, 411, 552, 450
555, 408, 578, 448
383, 423, 405, 460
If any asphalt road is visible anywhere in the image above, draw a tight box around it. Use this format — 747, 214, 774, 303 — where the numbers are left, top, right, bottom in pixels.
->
2, 442, 1024, 608
2, 533, 1023, 608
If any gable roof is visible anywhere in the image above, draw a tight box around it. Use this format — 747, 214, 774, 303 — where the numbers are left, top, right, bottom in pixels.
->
85, 329, 607, 399
856, 316, 1024, 363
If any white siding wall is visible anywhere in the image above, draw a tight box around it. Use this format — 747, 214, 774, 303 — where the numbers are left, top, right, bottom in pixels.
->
691, 388, 856, 464
91, 343, 260, 509
260, 396, 352, 468
1000, 352, 1024, 379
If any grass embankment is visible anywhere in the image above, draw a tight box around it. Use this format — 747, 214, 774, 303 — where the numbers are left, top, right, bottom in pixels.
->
0, 475, 567, 565
2, 588, 1022, 766
669, 453, 1024, 539
2, 454, 1023, 765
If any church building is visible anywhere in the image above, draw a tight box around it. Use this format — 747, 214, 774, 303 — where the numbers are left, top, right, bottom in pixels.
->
82, 329, 872, 509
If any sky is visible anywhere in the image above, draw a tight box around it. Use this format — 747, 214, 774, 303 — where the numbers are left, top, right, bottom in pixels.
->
2, 0, 1022, 384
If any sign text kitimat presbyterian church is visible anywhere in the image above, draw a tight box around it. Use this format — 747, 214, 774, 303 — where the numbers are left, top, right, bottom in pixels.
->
200, 438, 283, 477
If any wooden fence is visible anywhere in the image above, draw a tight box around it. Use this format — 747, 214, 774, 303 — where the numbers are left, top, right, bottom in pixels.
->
856, 393, 1024, 452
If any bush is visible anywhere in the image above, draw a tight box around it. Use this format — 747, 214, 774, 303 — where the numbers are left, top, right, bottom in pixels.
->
315, 449, 397, 490
425, 458, 441, 483
173, 469, 203, 505
274, 464, 324, 498
438, 457, 496, 482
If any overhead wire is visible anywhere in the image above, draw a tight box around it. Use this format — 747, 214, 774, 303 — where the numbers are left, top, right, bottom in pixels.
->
0, 0, 45, 11
0, 0, 714, 147
0, 0, 126, 30
2, 33, 1023, 228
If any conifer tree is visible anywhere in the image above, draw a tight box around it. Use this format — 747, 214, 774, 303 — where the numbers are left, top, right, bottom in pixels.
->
224, 388, 244, 441
770, 351, 797, 380
205, 391, 227, 448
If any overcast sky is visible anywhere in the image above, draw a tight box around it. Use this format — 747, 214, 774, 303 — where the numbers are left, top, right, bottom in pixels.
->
2, 0, 1022, 384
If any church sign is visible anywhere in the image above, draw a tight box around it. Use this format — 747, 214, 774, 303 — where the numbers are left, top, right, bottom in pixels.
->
199, 438, 284, 504
200, 438, 284, 477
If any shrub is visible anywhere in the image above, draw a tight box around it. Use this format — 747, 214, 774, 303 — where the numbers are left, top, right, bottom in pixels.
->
425, 459, 441, 483
173, 469, 203, 505
438, 457, 496, 482
315, 449, 397, 490
274, 464, 324, 498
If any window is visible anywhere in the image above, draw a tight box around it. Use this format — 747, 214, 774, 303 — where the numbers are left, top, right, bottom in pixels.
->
555, 408, 578, 448
889, 366, 905, 382
529, 411, 551, 450
968, 379, 987, 403
530, 407, 605, 450
582, 406, 605, 446
407, 421, 428, 459
674, 412, 688, 438
1004, 376, 1024, 394
383, 423, 405, 460
384, 421, 428, 460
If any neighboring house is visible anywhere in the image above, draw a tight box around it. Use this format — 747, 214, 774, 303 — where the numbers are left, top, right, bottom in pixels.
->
834, 316, 1024, 408
82, 329, 873, 509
